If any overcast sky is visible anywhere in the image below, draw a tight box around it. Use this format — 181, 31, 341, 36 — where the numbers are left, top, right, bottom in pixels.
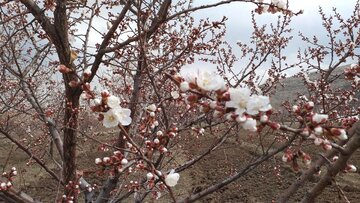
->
186, 0, 359, 77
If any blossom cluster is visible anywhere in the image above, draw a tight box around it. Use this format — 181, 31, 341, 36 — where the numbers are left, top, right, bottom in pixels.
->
90, 90, 132, 128
282, 149, 312, 171
279, 100, 358, 172
95, 150, 129, 174
176, 69, 272, 132
292, 101, 349, 150
254, 0, 290, 15
0, 167, 17, 191
344, 63, 360, 85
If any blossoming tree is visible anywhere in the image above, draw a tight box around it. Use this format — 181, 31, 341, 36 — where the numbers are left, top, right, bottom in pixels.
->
0, 0, 359, 202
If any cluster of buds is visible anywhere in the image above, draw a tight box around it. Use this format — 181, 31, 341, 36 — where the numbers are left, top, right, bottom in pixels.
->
254, 0, 302, 15
81, 82, 95, 100
344, 64, 360, 85
95, 150, 129, 173
62, 180, 81, 203
291, 101, 349, 150
341, 116, 359, 129
61, 194, 76, 203
124, 180, 141, 192
191, 127, 205, 137
140, 104, 161, 130
282, 150, 311, 171
145, 135, 169, 155
0, 167, 17, 191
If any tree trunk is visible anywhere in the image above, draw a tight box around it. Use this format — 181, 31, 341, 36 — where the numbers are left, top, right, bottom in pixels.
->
63, 88, 81, 185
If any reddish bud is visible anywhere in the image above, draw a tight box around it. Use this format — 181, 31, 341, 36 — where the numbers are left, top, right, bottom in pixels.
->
58, 65, 72, 73
68, 80, 78, 88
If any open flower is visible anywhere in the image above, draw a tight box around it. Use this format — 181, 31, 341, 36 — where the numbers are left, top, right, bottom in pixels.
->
246, 95, 272, 115
196, 70, 226, 91
225, 87, 251, 116
103, 108, 132, 128
116, 108, 132, 126
165, 170, 180, 187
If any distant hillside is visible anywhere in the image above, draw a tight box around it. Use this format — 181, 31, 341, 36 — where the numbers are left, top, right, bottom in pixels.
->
270, 66, 356, 109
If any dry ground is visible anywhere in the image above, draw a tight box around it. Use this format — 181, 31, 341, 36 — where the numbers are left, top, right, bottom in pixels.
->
1, 128, 360, 203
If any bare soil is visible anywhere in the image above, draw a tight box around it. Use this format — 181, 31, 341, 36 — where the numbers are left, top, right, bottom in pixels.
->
1, 128, 360, 203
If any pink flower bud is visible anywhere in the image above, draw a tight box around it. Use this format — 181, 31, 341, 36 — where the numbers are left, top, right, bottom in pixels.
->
121, 158, 128, 165
330, 128, 348, 140
304, 101, 314, 111
103, 157, 111, 164
260, 115, 269, 123
282, 152, 293, 162
68, 80, 78, 88
292, 105, 300, 113
322, 143, 332, 151
58, 64, 72, 73
95, 158, 102, 165
160, 147, 168, 153
314, 137, 323, 146
101, 90, 110, 98
147, 172, 154, 180
345, 164, 357, 173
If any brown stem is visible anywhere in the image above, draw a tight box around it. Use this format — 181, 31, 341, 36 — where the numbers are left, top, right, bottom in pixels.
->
301, 122, 360, 203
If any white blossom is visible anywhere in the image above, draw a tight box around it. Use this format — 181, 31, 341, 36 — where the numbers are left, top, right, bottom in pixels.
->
337, 129, 348, 140
94, 98, 102, 105
146, 173, 154, 180
277, 0, 286, 9
103, 108, 132, 128
165, 170, 180, 187
246, 95, 272, 115
95, 158, 102, 165
260, 115, 269, 123
171, 91, 180, 99
236, 115, 247, 123
103, 109, 121, 128
0, 182, 6, 190
146, 104, 157, 112
225, 87, 251, 115
312, 113, 328, 124
121, 158, 128, 165
314, 126, 323, 135
242, 118, 257, 132
196, 70, 226, 91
